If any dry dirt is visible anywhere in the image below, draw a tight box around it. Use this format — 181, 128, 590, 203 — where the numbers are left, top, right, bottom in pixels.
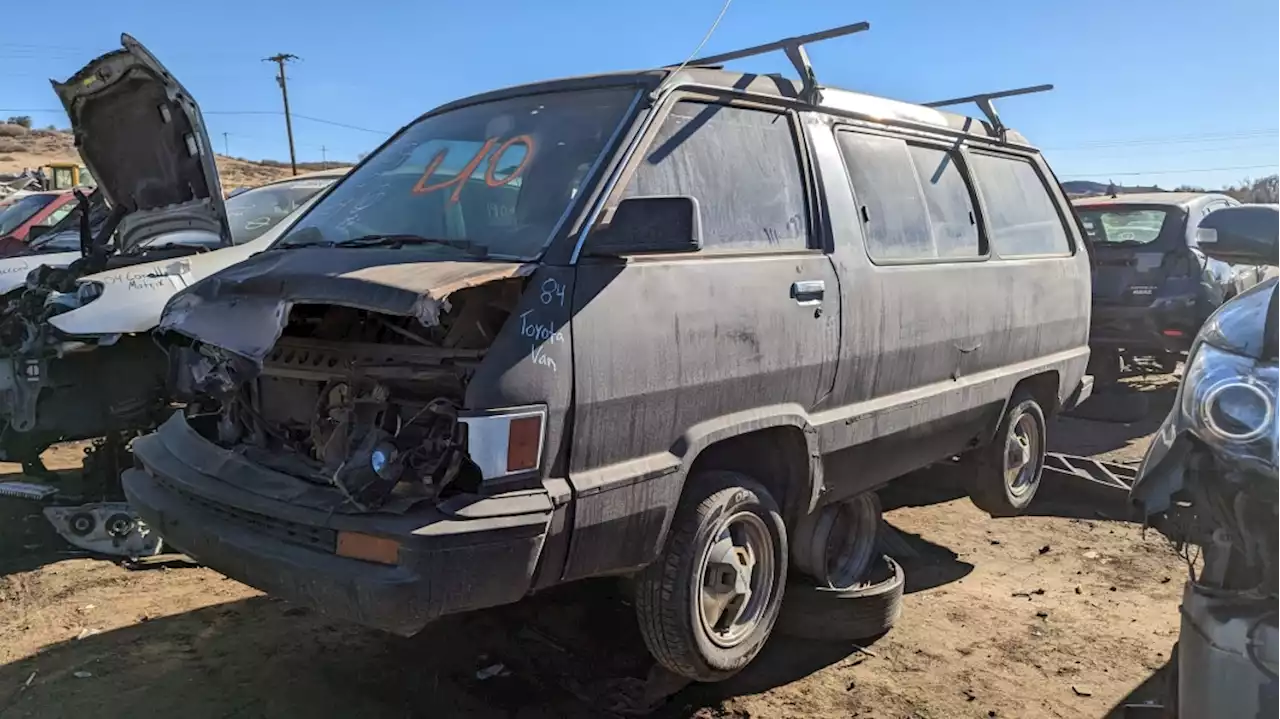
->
0, 377, 1184, 719
0, 128, 302, 188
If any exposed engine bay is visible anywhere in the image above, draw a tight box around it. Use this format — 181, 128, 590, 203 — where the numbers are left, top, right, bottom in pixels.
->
176, 277, 524, 511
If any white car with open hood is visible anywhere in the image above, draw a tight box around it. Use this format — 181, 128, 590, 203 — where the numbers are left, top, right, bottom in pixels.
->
0, 34, 349, 487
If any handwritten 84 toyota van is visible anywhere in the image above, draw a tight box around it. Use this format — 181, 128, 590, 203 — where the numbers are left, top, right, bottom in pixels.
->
123, 23, 1092, 682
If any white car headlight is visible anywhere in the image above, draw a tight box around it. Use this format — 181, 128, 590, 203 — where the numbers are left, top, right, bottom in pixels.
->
1180, 342, 1278, 470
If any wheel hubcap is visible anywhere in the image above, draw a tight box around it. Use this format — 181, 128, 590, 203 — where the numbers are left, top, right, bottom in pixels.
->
1004, 413, 1040, 498
697, 511, 774, 648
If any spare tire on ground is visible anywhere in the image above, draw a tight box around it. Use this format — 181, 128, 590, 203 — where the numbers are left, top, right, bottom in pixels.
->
776, 554, 905, 641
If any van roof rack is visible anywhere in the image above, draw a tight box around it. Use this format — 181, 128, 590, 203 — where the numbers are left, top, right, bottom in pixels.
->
923, 84, 1054, 139
666, 21, 871, 105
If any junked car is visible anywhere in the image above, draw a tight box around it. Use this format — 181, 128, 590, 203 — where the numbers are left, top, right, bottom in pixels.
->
0, 189, 109, 296
124, 23, 1093, 682
1129, 204, 1278, 717
0, 190, 78, 256
1075, 192, 1266, 386
0, 34, 348, 481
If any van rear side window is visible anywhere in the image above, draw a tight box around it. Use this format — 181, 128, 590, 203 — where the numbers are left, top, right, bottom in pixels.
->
837, 131, 980, 262
967, 153, 1071, 257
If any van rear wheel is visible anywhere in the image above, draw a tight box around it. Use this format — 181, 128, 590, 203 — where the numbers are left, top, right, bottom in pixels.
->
964, 391, 1047, 517
634, 471, 787, 682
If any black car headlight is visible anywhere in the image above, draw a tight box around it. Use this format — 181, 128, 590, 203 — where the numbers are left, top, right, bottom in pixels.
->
1181, 342, 1278, 471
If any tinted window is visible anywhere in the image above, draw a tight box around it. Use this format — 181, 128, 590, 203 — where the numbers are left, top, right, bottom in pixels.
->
282, 89, 635, 259
622, 102, 808, 251
36, 202, 74, 227
0, 194, 57, 236
837, 133, 979, 261
1078, 208, 1169, 246
968, 154, 1071, 256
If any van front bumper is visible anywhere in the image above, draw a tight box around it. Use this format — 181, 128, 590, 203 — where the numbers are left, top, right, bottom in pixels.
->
123, 413, 554, 636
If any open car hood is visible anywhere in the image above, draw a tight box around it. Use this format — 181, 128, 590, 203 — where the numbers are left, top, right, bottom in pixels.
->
51, 34, 228, 253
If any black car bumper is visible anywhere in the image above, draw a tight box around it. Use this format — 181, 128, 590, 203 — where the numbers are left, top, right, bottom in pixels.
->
1090, 294, 1204, 353
123, 413, 554, 636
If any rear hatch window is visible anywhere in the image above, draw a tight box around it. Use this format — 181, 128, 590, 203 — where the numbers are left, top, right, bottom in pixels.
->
1077, 205, 1191, 304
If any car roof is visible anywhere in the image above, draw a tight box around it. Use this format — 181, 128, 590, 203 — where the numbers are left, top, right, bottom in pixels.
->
428, 66, 1034, 148
255, 167, 350, 188
1073, 192, 1233, 209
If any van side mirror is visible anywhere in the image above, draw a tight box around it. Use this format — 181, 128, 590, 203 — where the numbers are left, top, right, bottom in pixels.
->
26, 225, 52, 241
585, 195, 702, 257
1196, 205, 1279, 266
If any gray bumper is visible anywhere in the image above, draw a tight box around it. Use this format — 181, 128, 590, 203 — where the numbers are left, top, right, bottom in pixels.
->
124, 413, 554, 636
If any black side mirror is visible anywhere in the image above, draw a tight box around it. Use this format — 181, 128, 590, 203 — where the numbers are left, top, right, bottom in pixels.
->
1197, 205, 1279, 266
25, 225, 52, 241
585, 195, 702, 257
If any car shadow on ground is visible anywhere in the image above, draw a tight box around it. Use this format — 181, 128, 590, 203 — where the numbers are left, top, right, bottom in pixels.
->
0, 572, 899, 719
1104, 654, 1176, 718
1052, 378, 1178, 458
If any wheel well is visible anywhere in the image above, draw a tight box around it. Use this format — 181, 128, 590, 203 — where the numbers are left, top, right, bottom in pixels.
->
1012, 370, 1061, 417
686, 426, 812, 526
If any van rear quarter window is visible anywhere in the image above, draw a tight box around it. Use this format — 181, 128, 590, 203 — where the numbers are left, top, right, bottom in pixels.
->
621, 101, 808, 251
836, 131, 980, 262
967, 153, 1072, 257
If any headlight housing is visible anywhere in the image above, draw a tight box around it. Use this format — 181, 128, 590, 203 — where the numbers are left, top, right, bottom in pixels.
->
1180, 341, 1278, 472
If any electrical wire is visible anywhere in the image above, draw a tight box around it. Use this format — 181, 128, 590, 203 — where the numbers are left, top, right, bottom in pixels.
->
1061, 163, 1278, 179
658, 0, 735, 85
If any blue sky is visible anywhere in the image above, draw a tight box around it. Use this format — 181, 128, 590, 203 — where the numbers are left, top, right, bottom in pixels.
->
2, 0, 1277, 189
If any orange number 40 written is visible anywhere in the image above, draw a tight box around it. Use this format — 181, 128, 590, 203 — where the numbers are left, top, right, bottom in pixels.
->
411, 135, 536, 204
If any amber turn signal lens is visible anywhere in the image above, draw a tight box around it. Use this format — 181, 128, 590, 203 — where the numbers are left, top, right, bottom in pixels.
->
506, 415, 543, 473
336, 531, 400, 565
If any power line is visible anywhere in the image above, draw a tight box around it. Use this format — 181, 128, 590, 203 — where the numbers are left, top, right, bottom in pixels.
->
0, 107, 389, 135
1062, 163, 1279, 179
1043, 129, 1279, 151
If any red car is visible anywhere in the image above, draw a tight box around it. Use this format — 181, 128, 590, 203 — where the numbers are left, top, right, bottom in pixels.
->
0, 191, 78, 256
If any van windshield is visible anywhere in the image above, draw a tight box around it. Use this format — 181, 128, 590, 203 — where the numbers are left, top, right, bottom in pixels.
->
1077, 208, 1171, 246
277, 88, 637, 259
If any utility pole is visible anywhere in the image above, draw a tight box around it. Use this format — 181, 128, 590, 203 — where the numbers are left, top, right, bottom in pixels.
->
264, 53, 300, 176
320, 145, 327, 169
222, 132, 230, 157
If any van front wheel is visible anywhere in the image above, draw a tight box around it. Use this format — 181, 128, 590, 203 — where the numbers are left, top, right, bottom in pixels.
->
634, 471, 787, 682
964, 391, 1047, 517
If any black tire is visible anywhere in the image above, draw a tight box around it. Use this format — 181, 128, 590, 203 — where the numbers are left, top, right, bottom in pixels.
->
1087, 348, 1122, 389
776, 555, 904, 641
964, 390, 1048, 517
634, 471, 788, 683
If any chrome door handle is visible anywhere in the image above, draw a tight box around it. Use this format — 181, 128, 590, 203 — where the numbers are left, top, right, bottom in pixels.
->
791, 280, 825, 306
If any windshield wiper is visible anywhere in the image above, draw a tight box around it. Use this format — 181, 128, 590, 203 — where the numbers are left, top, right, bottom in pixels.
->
282, 233, 488, 257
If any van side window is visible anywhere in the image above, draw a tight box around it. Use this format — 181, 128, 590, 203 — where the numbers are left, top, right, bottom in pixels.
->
622, 102, 808, 251
967, 153, 1071, 257
837, 131, 980, 261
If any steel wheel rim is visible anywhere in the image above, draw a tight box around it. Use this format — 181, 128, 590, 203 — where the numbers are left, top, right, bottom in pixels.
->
1004, 412, 1040, 498
819, 496, 878, 589
696, 510, 775, 649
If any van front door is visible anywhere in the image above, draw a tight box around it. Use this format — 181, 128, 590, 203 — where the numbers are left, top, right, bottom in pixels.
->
560, 98, 839, 580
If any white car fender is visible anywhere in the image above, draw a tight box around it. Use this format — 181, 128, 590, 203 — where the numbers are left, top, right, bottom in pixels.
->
0, 252, 83, 295
47, 231, 287, 337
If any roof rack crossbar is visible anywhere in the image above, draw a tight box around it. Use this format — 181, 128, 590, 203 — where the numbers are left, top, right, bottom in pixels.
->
666, 21, 871, 105
923, 83, 1054, 138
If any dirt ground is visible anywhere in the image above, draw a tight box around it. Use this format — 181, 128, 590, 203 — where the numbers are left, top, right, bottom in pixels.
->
0, 376, 1185, 719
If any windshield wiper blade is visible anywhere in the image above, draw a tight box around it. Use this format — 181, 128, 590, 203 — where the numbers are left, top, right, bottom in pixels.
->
333, 234, 488, 256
